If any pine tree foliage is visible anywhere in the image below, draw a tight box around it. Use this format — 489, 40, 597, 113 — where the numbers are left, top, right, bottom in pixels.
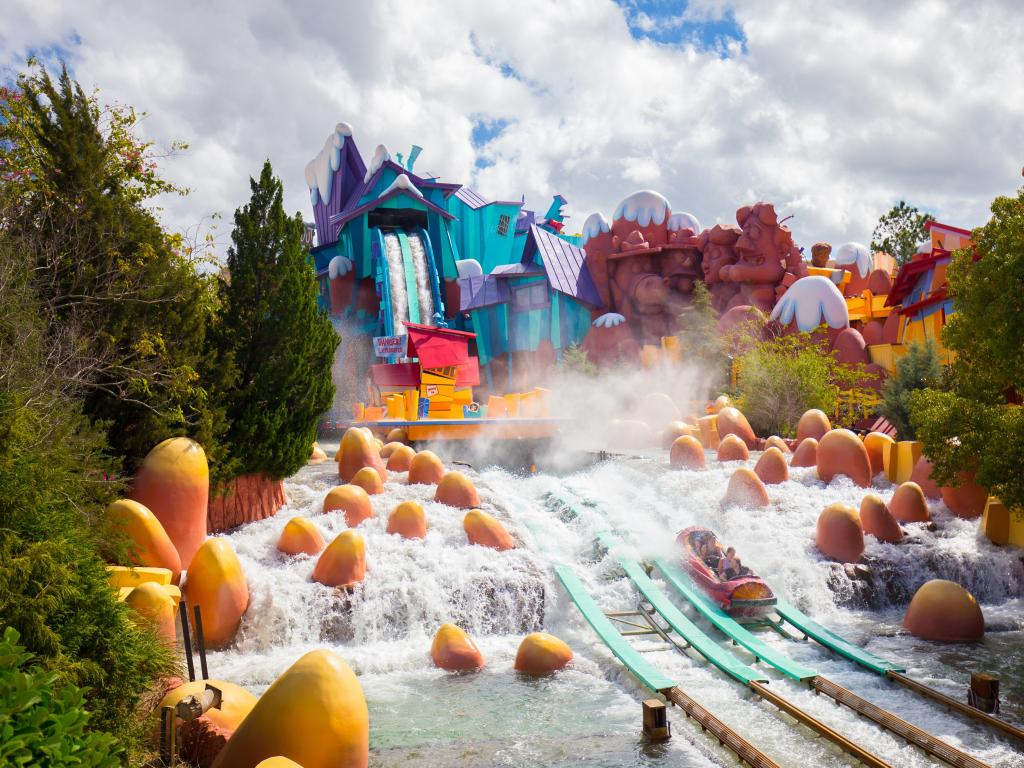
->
870, 201, 934, 266
214, 161, 338, 480
878, 340, 941, 439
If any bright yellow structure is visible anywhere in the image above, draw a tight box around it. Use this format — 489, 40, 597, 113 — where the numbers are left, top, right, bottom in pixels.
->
106, 565, 172, 589
211, 649, 369, 768
981, 497, 1024, 547
883, 440, 922, 484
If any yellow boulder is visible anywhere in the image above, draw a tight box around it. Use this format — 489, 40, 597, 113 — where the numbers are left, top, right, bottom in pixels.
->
350, 466, 384, 496
212, 649, 368, 768
514, 632, 573, 675
463, 509, 515, 551
386, 445, 416, 472
107, 499, 182, 585
130, 437, 209, 569
125, 582, 176, 644
312, 531, 366, 589
431, 623, 484, 671
182, 538, 249, 649
435, 471, 480, 509
277, 518, 326, 557
160, 679, 258, 733
256, 760, 304, 768
408, 450, 445, 485
337, 427, 388, 485
322, 485, 373, 527
379, 441, 403, 459
387, 501, 426, 540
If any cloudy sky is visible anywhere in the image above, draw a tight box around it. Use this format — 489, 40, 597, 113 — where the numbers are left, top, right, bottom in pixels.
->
3, 0, 1022, 253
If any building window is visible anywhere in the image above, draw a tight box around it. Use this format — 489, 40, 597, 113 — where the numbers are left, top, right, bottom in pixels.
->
512, 281, 549, 312
496, 214, 511, 236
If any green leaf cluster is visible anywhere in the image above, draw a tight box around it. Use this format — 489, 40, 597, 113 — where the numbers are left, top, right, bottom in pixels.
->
0, 627, 121, 768
870, 200, 934, 266
910, 187, 1024, 508
734, 329, 867, 438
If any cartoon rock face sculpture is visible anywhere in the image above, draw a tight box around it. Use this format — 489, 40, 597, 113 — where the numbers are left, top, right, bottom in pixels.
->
697, 224, 742, 312
719, 202, 807, 312
810, 242, 832, 268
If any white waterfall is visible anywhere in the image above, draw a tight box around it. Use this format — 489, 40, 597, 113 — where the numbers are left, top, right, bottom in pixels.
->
407, 232, 436, 325
381, 232, 408, 334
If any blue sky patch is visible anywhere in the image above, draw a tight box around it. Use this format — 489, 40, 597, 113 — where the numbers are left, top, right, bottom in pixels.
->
614, 1, 746, 56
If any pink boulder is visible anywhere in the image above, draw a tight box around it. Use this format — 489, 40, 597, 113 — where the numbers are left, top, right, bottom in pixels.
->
753, 447, 789, 485
910, 456, 942, 500
859, 494, 903, 543
717, 434, 750, 462
796, 409, 831, 442
889, 481, 930, 523
669, 436, 706, 470
764, 435, 791, 454
831, 328, 870, 365
716, 407, 757, 448
790, 438, 818, 468
722, 468, 769, 508
940, 472, 988, 519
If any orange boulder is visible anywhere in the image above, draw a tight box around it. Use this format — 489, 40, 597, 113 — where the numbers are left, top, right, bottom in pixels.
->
387, 501, 427, 539
380, 441, 403, 459
183, 538, 249, 649
815, 503, 864, 563
312, 530, 366, 589
722, 468, 769, 508
322, 485, 374, 527
337, 427, 388, 484
717, 434, 750, 462
386, 444, 416, 472
640, 392, 681, 430
277, 517, 326, 557
309, 443, 328, 463
790, 437, 818, 468
910, 456, 942, 499
130, 437, 209, 569
256, 759, 304, 768
463, 509, 515, 551
753, 447, 789, 485
889, 482, 930, 523
386, 427, 408, 444
697, 414, 720, 449
817, 429, 872, 487
106, 499, 182, 584
940, 472, 988, 519
764, 435, 790, 454
796, 409, 831, 442
863, 432, 895, 478
408, 450, 445, 485
434, 471, 480, 509
350, 466, 384, 496
669, 436, 706, 470
712, 394, 732, 413
431, 623, 484, 671
125, 581, 177, 643
514, 632, 573, 675
716, 407, 757, 448
662, 420, 695, 448
904, 580, 984, 642
859, 494, 903, 543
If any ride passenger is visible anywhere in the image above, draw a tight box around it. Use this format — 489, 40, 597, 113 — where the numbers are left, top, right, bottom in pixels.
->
718, 547, 739, 579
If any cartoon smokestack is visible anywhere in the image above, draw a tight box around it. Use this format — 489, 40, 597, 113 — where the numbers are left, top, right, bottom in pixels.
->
406, 145, 423, 173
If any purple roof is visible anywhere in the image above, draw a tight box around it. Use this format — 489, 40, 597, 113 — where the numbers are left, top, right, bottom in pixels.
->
328, 187, 455, 231
491, 262, 545, 277
525, 224, 603, 308
459, 274, 510, 311
454, 186, 490, 209
342, 159, 461, 215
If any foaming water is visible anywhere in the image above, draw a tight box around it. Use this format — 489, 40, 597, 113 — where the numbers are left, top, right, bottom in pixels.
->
204, 446, 1024, 767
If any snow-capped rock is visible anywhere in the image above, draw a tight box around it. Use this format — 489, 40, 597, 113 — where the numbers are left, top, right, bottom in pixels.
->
834, 242, 872, 278
771, 276, 849, 332
593, 312, 626, 328
667, 212, 701, 233
581, 212, 611, 244
304, 123, 351, 206
612, 190, 671, 227
379, 173, 423, 198
364, 144, 392, 183
455, 259, 483, 279
328, 255, 353, 280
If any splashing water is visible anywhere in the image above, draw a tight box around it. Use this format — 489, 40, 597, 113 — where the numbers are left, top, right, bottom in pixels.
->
204, 446, 1023, 767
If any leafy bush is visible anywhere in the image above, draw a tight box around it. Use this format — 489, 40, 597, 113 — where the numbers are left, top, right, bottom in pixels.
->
879, 340, 942, 439
734, 330, 866, 438
559, 343, 597, 376
0, 627, 121, 767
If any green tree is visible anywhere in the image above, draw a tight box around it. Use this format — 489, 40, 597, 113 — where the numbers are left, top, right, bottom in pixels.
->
559, 343, 597, 376
0, 628, 121, 767
878, 340, 942, 439
910, 187, 1024, 508
213, 161, 338, 480
871, 200, 934, 266
0, 63, 222, 473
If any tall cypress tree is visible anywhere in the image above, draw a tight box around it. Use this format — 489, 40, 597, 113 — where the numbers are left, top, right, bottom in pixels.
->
215, 161, 338, 480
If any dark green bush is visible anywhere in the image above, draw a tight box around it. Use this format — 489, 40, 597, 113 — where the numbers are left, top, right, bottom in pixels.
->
879, 340, 942, 439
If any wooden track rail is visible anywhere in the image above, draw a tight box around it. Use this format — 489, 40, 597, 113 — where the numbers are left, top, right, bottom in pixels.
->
664, 687, 781, 768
